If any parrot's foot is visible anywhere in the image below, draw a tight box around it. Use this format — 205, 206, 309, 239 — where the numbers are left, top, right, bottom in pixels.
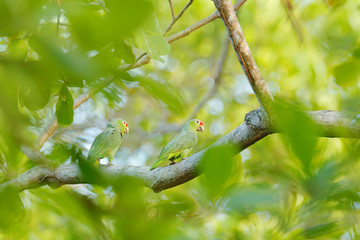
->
107, 162, 114, 165
169, 162, 176, 165
182, 157, 187, 160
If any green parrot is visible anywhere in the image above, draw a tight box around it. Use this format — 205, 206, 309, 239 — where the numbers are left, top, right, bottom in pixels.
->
87, 119, 129, 166
150, 119, 204, 170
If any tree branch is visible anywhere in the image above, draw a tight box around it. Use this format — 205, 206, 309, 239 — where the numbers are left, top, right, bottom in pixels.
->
5, 109, 360, 193
212, 0, 274, 116
5, 108, 270, 193
168, 0, 175, 20
308, 110, 360, 138
166, 0, 247, 43
164, 0, 194, 34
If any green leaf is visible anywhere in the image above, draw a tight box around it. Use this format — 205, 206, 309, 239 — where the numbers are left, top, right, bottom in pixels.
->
16, 61, 53, 110
0, 0, 43, 36
104, 0, 153, 37
136, 76, 185, 114
7, 38, 28, 61
0, 186, 25, 230
28, 34, 98, 83
200, 145, 237, 198
334, 58, 360, 88
77, 155, 107, 185
227, 185, 280, 214
133, 16, 170, 61
274, 97, 318, 173
302, 222, 340, 238
115, 40, 135, 63
56, 85, 74, 126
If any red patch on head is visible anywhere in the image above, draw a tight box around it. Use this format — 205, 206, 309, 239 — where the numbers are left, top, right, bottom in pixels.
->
199, 121, 203, 126
126, 123, 128, 127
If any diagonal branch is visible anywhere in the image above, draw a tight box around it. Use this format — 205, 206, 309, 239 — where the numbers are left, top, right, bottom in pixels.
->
164, 0, 194, 34
168, 0, 175, 19
212, 0, 274, 116
167, 0, 247, 43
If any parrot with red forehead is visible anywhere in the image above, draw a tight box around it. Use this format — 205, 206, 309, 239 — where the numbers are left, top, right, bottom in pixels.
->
87, 119, 129, 166
150, 119, 204, 170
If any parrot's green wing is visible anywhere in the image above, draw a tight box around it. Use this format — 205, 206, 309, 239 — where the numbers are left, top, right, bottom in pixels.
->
150, 131, 197, 170
87, 130, 123, 165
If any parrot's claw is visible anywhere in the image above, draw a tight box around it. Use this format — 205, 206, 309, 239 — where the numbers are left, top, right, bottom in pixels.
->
182, 157, 187, 160
169, 162, 176, 165
107, 162, 114, 165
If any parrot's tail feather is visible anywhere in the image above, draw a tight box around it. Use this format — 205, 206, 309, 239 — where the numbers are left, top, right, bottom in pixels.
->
94, 159, 100, 167
150, 156, 167, 170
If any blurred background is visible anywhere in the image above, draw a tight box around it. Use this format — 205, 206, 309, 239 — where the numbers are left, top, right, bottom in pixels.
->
0, 0, 360, 239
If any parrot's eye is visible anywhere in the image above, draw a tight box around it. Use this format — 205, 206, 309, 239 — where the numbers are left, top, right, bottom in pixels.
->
123, 121, 126, 125
195, 120, 200, 124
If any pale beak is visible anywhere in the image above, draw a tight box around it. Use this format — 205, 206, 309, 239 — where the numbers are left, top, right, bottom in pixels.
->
123, 127, 129, 134
196, 125, 204, 133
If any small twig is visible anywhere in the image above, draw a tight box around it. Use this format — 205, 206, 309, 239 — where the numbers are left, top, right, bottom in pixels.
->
168, 0, 175, 19
56, 14, 61, 35
282, 0, 304, 43
187, 34, 230, 121
166, 0, 247, 43
164, 0, 194, 34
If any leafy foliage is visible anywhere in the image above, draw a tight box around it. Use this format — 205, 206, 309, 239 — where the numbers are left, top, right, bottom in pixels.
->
0, 0, 359, 239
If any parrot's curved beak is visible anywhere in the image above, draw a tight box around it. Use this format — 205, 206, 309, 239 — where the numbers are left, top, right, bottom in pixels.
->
196, 125, 204, 133
123, 127, 129, 134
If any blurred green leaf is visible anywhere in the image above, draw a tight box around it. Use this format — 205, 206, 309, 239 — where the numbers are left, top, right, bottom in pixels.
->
104, 0, 153, 37
115, 40, 136, 63
17, 61, 53, 110
64, 0, 152, 50
302, 222, 340, 238
0, 0, 44, 36
77, 154, 107, 185
200, 145, 236, 198
334, 58, 360, 88
56, 85, 74, 126
133, 16, 170, 62
28, 34, 98, 83
227, 185, 280, 214
0, 186, 25, 230
7, 38, 28, 61
88, 50, 121, 78
352, 47, 360, 58
137, 76, 185, 114
274, 97, 318, 173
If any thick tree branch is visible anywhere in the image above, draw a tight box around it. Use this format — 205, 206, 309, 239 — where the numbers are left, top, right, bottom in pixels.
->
308, 110, 360, 138
5, 109, 360, 193
4, 108, 270, 193
212, 0, 274, 116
